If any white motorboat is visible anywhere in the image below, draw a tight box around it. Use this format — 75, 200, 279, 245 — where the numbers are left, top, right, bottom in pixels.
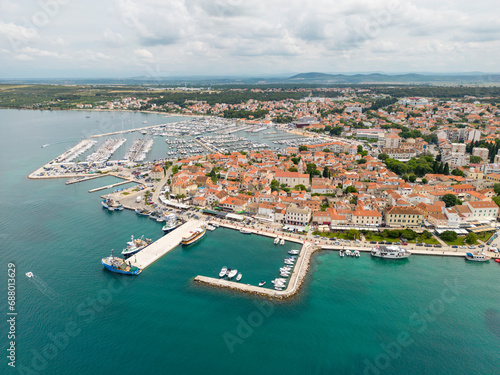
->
345, 250, 351, 256
371, 245, 411, 259
211, 222, 220, 228
280, 238, 285, 245
227, 269, 238, 279
274, 237, 280, 245
288, 249, 300, 255
26, 272, 34, 278
284, 259, 294, 265
339, 250, 344, 257
236, 273, 242, 281
240, 229, 252, 234
258, 281, 266, 287
206, 225, 216, 231
354, 250, 360, 257
219, 266, 228, 278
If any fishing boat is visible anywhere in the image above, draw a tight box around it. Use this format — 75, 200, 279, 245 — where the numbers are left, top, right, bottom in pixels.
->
465, 252, 490, 262
236, 273, 242, 281
121, 236, 152, 257
258, 281, 266, 287
101, 250, 141, 275
135, 207, 151, 216
26, 272, 34, 278
227, 269, 238, 279
219, 266, 227, 278
181, 225, 206, 245
280, 238, 285, 245
101, 196, 124, 211
162, 213, 181, 233
274, 237, 280, 245
240, 229, 252, 234
371, 245, 411, 259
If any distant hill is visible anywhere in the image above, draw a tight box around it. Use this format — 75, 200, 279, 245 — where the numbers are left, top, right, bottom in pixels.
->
287, 72, 500, 84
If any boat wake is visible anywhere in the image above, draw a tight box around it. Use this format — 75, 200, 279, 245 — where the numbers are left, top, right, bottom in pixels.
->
27, 274, 63, 306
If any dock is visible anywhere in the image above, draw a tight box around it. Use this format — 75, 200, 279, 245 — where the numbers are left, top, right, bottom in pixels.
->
130, 220, 202, 270
65, 175, 103, 185
194, 243, 321, 299
88, 180, 137, 193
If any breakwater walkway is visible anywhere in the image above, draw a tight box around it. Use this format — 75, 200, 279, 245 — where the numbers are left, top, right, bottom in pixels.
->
195, 242, 321, 299
130, 220, 202, 270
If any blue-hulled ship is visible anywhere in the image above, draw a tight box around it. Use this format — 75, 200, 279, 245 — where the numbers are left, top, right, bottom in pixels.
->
101, 250, 141, 275
101, 196, 124, 211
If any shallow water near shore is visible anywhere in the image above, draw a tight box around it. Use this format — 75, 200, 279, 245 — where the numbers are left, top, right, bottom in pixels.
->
1, 109, 499, 375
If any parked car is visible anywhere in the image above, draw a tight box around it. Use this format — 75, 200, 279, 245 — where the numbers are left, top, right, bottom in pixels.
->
469, 245, 476, 249
425, 244, 432, 247
416, 243, 423, 246
386, 241, 393, 245
434, 244, 442, 248
370, 241, 377, 244
452, 245, 458, 248
394, 242, 401, 245
479, 244, 485, 248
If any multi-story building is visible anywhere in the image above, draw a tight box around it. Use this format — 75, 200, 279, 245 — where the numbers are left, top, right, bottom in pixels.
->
451, 143, 466, 154
385, 206, 424, 228
463, 201, 499, 222
285, 204, 311, 226
274, 171, 310, 187
472, 147, 489, 162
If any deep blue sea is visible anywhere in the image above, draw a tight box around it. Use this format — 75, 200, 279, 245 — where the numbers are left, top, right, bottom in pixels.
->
0, 109, 499, 375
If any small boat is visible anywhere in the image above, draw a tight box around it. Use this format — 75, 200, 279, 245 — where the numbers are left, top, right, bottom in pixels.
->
371, 245, 411, 259
211, 222, 220, 228
227, 269, 238, 279
26, 272, 34, 278
288, 249, 300, 255
339, 250, 344, 257
162, 213, 182, 233
465, 252, 490, 262
240, 229, 252, 234
182, 225, 206, 246
101, 250, 141, 275
280, 238, 285, 245
121, 236, 152, 257
135, 208, 150, 216
274, 237, 280, 245
236, 273, 242, 281
259, 281, 266, 287
101, 196, 124, 211
284, 259, 294, 265
219, 266, 227, 278
345, 250, 351, 256
495, 258, 500, 263
354, 250, 360, 258
206, 225, 216, 231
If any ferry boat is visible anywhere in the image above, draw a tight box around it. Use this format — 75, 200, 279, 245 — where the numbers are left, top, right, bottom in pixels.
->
371, 245, 411, 259
121, 236, 152, 257
135, 207, 151, 216
181, 225, 206, 246
465, 252, 490, 262
240, 228, 252, 234
162, 214, 182, 233
101, 196, 124, 211
101, 250, 141, 275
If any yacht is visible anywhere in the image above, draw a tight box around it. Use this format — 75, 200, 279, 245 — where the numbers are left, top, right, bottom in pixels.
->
227, 269, 238, 279
240, 229, 252, 234
288, 249, 300, 255
465, 252, 490, 262
121, 236, 152, 257
371, 245, 411, 259
162, 213, 182, 233
219, 266, 228, 278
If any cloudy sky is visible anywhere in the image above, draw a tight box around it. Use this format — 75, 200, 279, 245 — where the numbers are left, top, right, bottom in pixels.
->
0, 0, 499, 78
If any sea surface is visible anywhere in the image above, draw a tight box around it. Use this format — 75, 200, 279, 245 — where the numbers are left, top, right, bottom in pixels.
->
0, 109, 499, 375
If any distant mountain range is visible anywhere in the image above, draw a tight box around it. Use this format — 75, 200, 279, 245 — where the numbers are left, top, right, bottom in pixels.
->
2, 72, 500, 85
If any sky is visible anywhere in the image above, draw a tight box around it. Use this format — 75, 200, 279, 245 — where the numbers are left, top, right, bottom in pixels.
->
0, 0, 499, 78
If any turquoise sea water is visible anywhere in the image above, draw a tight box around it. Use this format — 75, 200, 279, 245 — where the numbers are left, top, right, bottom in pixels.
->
1, 109, 499, 375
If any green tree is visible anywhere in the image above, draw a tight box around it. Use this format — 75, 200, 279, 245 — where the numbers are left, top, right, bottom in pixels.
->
422, 230, 433, 239
470, 155, 482, 163
322, 167, 330, 178
408, 174, 417, 183
422, 178, 428, 184
357, 158, 367, 164
378, 153, 389, 161
442, 194, 458, 207
492, 196, 500, 207
465, 232, 477, 245
443, 162, 450, 175
389, 230, 400, 238
451, 169, 464, 176
401, 229, 417, 240
493, 183, 500, 195
293, 184, 307, 191
440, 231, 458, 242
270, 179, 280, 192
171, 165, 180, 175
288, 167, 298, 172
357, 145, 363, 153
344, 186, 358, 194
299, 145, 308, 152
347, 229, 359, 240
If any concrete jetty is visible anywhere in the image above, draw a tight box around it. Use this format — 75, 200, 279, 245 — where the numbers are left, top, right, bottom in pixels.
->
129, 220, 202, 270
88, 180, 137, 193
